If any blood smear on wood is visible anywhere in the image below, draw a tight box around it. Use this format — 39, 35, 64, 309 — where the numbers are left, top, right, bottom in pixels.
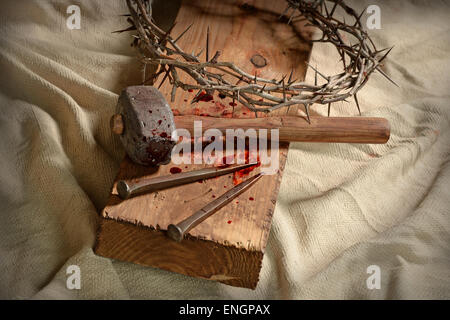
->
169, 167, 182, 174
197, 92, 214, 102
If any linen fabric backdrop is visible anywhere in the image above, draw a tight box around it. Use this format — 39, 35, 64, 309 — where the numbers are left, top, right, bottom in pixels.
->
0, 0, 449, 299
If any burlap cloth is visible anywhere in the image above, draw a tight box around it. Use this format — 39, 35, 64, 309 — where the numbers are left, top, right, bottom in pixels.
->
0, 0, 449, 299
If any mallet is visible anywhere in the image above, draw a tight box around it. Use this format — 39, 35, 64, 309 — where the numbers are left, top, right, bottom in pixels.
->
111, 86, 390, 167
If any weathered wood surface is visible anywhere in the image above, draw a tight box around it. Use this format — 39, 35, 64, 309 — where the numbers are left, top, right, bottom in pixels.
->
95, 0, 313, 289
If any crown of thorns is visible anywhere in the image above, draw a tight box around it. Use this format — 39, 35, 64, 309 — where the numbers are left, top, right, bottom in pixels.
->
121, 0, 395, 121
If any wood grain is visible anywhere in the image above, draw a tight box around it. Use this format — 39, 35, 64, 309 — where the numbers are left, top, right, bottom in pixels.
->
96, 218, 263, 288
174, 115, 390, 144
95, 0, 313, 289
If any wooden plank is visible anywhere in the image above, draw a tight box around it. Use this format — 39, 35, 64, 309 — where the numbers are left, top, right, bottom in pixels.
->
95, 0, 313, 289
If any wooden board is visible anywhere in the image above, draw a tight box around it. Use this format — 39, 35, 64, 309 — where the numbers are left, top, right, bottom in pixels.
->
95, 0, 313, 289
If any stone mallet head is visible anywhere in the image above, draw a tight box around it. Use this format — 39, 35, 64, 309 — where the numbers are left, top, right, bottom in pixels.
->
111, 86, 177, 166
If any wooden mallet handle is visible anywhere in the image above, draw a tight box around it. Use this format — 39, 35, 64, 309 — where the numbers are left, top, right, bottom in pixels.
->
174, 115, 390, 144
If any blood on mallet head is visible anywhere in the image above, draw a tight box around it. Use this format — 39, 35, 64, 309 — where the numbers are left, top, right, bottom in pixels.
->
111, 86, 177, 166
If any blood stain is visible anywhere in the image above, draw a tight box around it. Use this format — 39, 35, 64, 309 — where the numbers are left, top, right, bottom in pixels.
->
158, 120, 162, 125
159, 132, 168, 138
169, 167, 182, 174
249, 197, 254, 201
227, 220, 232, 224
194, 91, 214, 102
188, 89, 193, 92
232, 151, 261, 185
229, 102, 237, 107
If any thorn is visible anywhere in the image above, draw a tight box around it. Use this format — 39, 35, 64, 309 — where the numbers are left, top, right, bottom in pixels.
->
377, 46, 394, 64
288, 68, 294, 84
288, 79, 298, 87
206, 26, 210, 62
304, 104, 311, 124
195, 48, 204, 58
376, 67, 400, 87
157, 67, 170, 89
141, 63, 147, 85
260, 84, 266, 93
166, 21, 177, 37
354, 94, 361, 115
282, 80, 286, 102
375, 47, 392, 55
171, 84, 177, 102
306, 62, 327, 81
174, 23, 193, 43
209, 50, 221, 63
324, 1, 330, 16
159, 21, 177, 44
328, 103, 331, 117
355, 8, 365, 26
112, 25, 137, 33
330, 2, 338, 17
191, 90, 203, 104
278, 74, 287, 85
314, 67, 318, 86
